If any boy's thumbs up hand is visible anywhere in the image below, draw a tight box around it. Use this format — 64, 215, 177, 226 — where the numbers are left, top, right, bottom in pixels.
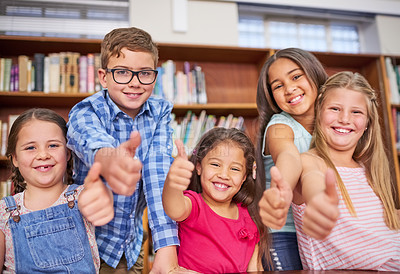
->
78, 162, 114, 226
95, 131, 142, 196
120, 131, 141, 158
303, 168, 340, 240
165, 139, 194, 191
259, 166, 293, 229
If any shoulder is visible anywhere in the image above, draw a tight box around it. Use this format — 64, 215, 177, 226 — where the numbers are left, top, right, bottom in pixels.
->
69, 91, 108, 116
267, 113, 295, 133
269, 112, 293, 124
146, 96, 173, 116
183, 190, 200, 202
301, 150, 326, 172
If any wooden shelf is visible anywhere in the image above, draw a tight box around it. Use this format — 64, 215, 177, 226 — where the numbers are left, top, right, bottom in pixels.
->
173, 103, 257, 116
0, 92, 92, 108
0, 35, 398, 203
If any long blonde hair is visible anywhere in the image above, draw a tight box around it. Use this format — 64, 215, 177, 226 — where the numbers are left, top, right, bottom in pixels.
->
311, 71, 399, 230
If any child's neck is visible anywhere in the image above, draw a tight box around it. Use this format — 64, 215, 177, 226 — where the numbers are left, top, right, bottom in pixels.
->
24, 183, 68, 211
291, 112, 314, 134
201, 194, 239, 219
329, 148, 360, 168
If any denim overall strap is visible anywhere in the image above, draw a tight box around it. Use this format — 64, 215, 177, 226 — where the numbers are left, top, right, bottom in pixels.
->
6, 185, 96, 273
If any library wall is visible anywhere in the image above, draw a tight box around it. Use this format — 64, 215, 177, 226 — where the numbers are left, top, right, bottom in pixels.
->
130, 0, 238, 46
376, 15, 400, 55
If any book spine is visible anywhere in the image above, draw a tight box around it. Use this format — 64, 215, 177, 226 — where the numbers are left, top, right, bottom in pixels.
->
34, 53, 45, 92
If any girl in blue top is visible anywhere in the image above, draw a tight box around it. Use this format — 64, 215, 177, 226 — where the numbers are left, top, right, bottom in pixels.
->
255, 48, 328, 270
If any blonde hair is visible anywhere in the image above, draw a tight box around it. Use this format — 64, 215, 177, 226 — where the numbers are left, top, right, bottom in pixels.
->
312, 71, 400, 230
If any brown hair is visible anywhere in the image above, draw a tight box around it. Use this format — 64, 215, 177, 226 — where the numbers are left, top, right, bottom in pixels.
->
6, 108, 73, 194
255, 48, 328, 189
312, 71, 400, 229
189, 127, 270, 265
101, 27, 158, 69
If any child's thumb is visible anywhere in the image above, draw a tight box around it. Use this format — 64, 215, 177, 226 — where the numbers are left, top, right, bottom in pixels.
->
122, 131, 141, 157
84, 162, 102, 187
325, 168, 339, 205
175, 139, 188, 160
270, 166, 284, 190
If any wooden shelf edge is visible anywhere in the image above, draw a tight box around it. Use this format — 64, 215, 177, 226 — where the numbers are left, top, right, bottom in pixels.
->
0, 92, 93, 108
173, 103, 258, 116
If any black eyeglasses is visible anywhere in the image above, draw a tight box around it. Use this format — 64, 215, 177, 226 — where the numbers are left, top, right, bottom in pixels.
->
105, 68, 158, 85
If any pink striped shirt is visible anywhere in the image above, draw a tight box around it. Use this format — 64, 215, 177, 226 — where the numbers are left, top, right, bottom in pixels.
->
292, 166, 400, 271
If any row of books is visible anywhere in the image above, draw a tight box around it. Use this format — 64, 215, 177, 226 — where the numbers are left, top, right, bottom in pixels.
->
171, 110, 244, 156
141, 60, 207, 104
391, 108, 400, 151
385, 57, 400, 104
0, 53, 102, 94
0, 180, 12, 199
0, 115, 19, 157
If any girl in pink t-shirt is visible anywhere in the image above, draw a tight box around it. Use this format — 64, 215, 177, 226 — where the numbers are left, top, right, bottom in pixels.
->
162, 127, 269, 272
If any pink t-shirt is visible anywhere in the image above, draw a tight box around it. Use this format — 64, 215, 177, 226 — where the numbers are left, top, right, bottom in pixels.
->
0, 185, 99, 273
177, 190, 259, 273
293, 167, 400, 271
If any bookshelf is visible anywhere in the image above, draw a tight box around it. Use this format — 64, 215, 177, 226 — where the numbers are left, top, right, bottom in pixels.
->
0, 35, 399, 233
380, 55, 400, 206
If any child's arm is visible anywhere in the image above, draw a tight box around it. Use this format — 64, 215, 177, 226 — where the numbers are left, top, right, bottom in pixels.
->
78, 162, 114, 226
162, 139, 194, 222
258, 124, 303, 229
299, 154, 340, 239
247, 244, 263, 272
0, 231, 4, 268
94, 131, 142, 196
150, 245, 178, 274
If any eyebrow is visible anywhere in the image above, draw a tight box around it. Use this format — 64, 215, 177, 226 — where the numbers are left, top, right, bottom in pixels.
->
208, 157, 244, 167
270, 67, 302, 86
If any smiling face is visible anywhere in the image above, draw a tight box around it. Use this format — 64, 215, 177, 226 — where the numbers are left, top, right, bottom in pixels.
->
268, 58, 318, 118
98, 47, 156, 119
320, 87, 368, 154
12, 119, 70, 191
196, 142, 247, 207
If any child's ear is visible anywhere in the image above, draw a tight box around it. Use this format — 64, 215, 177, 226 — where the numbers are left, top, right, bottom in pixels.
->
98, 68, 108, 89
11, 154, 19, 168
196, 162, 202, 176
66, 149, 71, 161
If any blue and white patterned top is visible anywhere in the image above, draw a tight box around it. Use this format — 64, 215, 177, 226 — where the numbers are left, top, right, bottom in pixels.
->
67, 90, 179, 269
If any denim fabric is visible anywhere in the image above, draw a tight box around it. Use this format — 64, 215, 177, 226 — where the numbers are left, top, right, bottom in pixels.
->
263, 232, 302, 271
3, 184, 96, 273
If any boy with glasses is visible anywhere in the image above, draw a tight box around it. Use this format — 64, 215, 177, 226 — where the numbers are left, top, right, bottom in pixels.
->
67, 27, 178, 273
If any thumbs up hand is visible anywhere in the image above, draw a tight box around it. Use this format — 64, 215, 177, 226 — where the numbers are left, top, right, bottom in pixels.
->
95, 131, 142, 196
165, 139, 195, 191
303, 168, 340, 240
78, 162, 114, 226
259, 166, 293, 229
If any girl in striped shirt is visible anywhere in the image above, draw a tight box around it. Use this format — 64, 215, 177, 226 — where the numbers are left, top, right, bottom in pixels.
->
292, 71, 400, 271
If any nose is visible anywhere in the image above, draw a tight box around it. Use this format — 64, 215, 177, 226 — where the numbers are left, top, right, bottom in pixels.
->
36, 148, 50, 160
285, 83, 296, 95
338, 110, 350, 123
128, 73, 141, 86
217, 168, 229, 179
